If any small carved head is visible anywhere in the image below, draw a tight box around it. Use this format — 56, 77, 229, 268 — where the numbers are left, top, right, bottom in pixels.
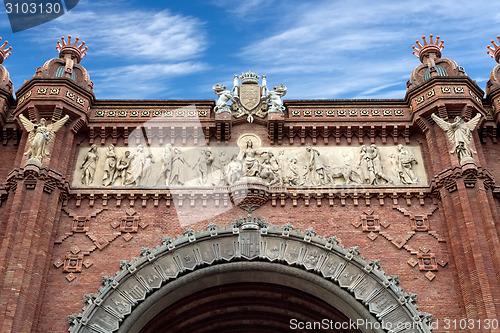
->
246, 140, 253, 148
125, 150, 130, 157
212, 83, 227, 95
89, 144, 97, 152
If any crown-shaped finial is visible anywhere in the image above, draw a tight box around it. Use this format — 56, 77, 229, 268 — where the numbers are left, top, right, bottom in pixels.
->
0, 38, 12, 65
487, 36, 500, 63
239, 71, 260, 84
56, 35, 88, 63
412, 34, 444, 63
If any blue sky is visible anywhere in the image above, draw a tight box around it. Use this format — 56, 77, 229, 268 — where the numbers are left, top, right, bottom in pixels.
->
0, 0, 499, 100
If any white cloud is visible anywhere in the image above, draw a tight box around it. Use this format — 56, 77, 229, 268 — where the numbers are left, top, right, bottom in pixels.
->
234, 0, 500, 99
22, 0, 208, 98
92, 62, 207, 98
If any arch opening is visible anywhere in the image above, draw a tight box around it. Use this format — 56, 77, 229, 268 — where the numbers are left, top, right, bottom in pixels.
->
69, 216, 432, 333
121, 262, 378, 333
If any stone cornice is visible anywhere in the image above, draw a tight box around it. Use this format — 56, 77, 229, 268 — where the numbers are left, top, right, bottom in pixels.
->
15, 77, 95, 104
429, 163, 495, 194
66, 185, 433, 208
405, 76, 484, 102
6, 164, 70, 196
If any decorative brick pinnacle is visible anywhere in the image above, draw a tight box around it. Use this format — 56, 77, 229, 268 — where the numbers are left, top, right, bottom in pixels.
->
486, 35, 500, 63
0, 37, 12, 65
412, 34, 444, 63
56, 35, 87, 63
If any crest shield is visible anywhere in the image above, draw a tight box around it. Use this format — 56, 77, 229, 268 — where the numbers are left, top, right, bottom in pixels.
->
239, 84, 261, 111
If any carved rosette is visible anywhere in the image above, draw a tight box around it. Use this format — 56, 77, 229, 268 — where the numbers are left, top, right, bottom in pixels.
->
68, 215, 433, 333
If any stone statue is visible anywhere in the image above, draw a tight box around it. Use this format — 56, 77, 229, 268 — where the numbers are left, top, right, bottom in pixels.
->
169, 148, 189, 186
213, 83, 236, 114
240, 140, 260, 177
19, 114, 69, 164
397, 145, 418, 184
431, 113, 482, 164
102, 144, 117, 186
305, 145, 328, 185
266, 84, 287, 113
124, 145, 145, 185
114, 151, 131, 185
80, 144, 98, 185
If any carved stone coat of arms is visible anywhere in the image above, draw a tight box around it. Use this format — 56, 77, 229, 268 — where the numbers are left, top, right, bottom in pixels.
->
213, 71, 287, 123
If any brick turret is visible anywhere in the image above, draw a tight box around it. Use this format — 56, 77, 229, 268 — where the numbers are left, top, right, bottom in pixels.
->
0, 36, 94, 332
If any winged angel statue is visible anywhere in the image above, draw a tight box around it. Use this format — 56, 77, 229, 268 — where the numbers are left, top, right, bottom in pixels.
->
431, 113, 481, 164
19, 114, 70, 164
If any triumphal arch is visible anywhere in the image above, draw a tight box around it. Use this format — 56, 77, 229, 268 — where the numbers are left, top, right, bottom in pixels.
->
0, 35, 499, 332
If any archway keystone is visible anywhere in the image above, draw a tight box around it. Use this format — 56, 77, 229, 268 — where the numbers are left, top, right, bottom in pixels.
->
69, 215, 433, 333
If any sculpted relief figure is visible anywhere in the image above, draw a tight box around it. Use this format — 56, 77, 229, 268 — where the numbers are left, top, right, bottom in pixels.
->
397, 145, 418, 184
170, 148, 189, 186
370, 144, 391, 185
359, 145, 375, 184
124, 145, 145, 186
80, 144, 98, 185
102, 144, 117, 186
288, 158, 300, 185
259, 153, 278, 185
276, 150, 290, 185
431, 113, 481, 164
225, 155, 243, 185
161, 145, 173, 186
213, 151, 229, 185
114, 151, 131, 185
358, 145, 391, 185
19, 114, 69, 164
240, 140, 260, 177
194, 149, 214, 185
305, 145, 328, 185
142, 153, 155, 185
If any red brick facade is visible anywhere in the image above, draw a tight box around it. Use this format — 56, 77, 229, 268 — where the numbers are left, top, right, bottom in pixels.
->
0, 35, 499, 332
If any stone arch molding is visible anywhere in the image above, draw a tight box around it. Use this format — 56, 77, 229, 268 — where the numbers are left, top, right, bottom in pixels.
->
69, 215, 433, 333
